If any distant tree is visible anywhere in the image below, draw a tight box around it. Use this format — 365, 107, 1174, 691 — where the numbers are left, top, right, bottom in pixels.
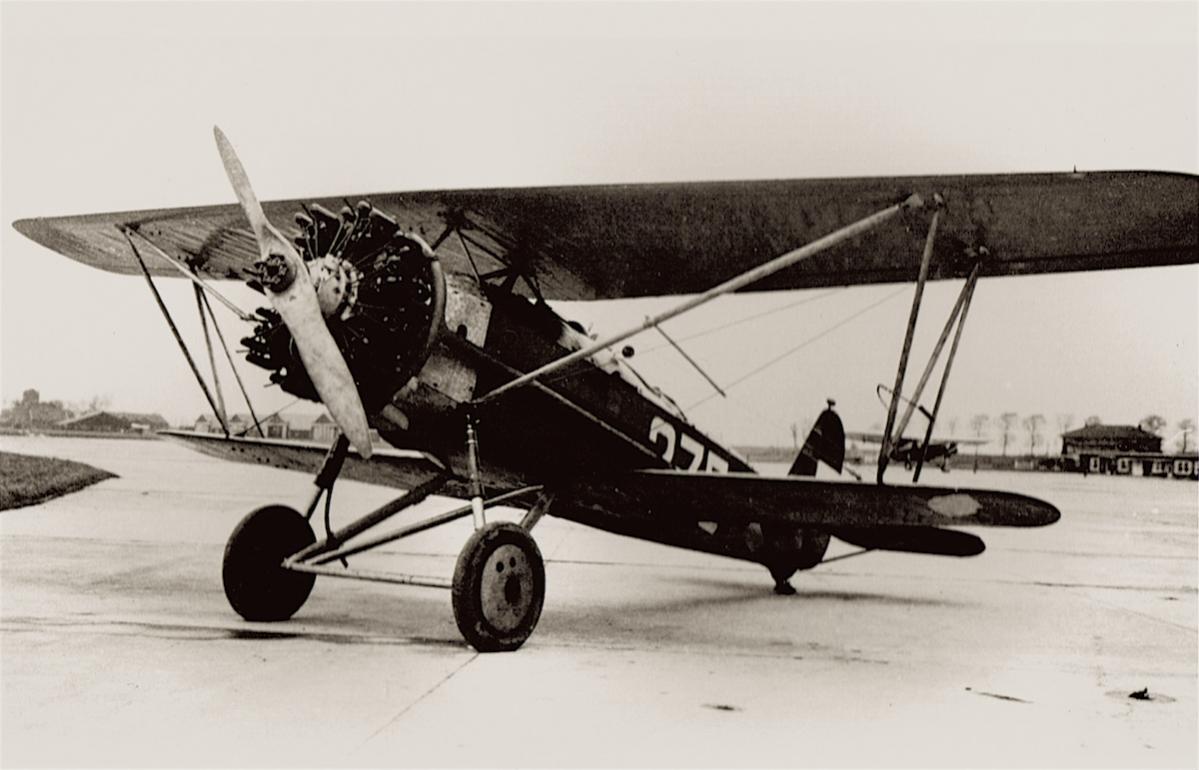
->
998, 412, 1018, 456
1179, 418, 1196, 453
1084, 415, 1102, 427
1139, 414, 1166, 435
789, 422, 800, 450
87, 394, 111, 412
1023, 414, 1045, 455
1054, 414, 1075, 453
970, 413, 989, 438
20, 388, 39, 406
946, 416, 959, 438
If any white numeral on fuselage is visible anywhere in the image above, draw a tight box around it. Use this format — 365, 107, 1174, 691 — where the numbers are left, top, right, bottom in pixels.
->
649, 417, 727, 473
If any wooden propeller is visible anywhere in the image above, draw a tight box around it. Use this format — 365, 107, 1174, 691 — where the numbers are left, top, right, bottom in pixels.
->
214, 126, 372, 458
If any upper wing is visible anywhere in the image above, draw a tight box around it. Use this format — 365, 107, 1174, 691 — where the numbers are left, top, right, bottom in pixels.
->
14, 171, 1197, 300
564, 469, 1060, 529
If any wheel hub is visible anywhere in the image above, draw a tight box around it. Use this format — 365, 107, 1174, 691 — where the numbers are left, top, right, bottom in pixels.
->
479, 543, 535, 633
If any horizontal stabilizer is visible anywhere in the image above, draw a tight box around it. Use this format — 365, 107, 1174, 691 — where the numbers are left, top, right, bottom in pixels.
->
565, 470, 1060, 530
833, 526, 985, 556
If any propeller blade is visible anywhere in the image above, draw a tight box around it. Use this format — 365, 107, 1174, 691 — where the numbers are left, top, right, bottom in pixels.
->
213, 126, 373, 458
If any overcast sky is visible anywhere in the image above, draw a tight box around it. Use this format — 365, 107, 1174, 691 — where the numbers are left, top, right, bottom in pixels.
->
2, 1, 1196, 450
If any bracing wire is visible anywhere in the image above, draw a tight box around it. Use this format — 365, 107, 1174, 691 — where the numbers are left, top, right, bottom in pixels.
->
687, 287, 909, 411
539, 287, 844, 391
229, 397, 303, 438
635, 288, 844, 356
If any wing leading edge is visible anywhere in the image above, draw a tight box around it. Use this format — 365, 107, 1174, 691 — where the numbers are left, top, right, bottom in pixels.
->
15, 170, 1197, 300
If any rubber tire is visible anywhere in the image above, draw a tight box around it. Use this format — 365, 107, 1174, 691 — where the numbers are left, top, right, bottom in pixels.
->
452, 522, 545, 652
765, 527, 832, 586
223, 505, 316, 622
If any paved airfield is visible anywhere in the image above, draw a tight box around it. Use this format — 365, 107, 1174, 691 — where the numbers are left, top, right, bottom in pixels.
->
1, 436, 1195, 767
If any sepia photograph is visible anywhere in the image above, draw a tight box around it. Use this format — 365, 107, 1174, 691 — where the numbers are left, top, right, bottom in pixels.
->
1, 1, 1196, 766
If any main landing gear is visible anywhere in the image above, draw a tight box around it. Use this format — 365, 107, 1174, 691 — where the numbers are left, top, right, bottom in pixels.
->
452, 522, 545, 651
220, 428, 553, 652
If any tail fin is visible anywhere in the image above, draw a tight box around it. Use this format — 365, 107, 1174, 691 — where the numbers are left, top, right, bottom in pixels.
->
789, 400, 845, 477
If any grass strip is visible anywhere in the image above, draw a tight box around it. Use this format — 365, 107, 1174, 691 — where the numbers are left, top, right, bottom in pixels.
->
0, 451, 117, 511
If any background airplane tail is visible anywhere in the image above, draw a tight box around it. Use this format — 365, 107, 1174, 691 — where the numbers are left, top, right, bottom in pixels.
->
789, 402, 845, 477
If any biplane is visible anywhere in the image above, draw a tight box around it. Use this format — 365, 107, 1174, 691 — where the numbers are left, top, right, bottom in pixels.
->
848, 431, 985, 474
847, 386, 989, 474
12, 128, 1198, 651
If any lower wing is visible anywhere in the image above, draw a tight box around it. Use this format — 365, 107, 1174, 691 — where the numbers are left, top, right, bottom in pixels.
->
159, 430, 473, 496
563, 469, 1060, 530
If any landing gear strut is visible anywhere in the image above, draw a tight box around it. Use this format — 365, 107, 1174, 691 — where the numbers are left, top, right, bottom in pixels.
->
218, 423, 550, 651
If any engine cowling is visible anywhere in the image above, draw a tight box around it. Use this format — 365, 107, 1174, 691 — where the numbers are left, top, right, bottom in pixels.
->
242, 201, 444, 411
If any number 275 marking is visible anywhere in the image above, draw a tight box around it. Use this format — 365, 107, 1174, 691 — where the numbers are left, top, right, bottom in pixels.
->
649, 417, 728, 473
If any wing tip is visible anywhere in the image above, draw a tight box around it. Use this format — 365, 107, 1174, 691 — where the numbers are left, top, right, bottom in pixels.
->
13, 216, 40, 239
12, 216, 62, 252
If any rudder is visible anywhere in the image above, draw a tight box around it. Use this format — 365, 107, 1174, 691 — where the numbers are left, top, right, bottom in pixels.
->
789, 400, 845, 477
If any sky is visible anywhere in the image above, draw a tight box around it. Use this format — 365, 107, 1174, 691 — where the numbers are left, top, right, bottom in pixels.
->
2, 1, 1196, 451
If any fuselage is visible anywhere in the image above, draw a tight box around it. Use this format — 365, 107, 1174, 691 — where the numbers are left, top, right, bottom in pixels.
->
239, 199, 816, 571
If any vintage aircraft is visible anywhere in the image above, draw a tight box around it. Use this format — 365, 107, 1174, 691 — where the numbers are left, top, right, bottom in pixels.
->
847, 386, 989, 474
13, 128, 1198, 651
847, 431, 986, 473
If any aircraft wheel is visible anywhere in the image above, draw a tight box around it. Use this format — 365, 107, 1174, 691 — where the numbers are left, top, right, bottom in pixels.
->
223, 505, 316, 622
452, 522, 545, 652
765, 528, 831, 593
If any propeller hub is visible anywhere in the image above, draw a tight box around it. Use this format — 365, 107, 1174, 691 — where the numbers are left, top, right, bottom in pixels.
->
257, 252, 296, 292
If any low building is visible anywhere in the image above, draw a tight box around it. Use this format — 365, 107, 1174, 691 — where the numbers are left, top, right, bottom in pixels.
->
189, 410, 374, 446
114, 412, 169, 434
57, 411, 133, 433
194, 414, 222, 434
259, 413, 289, 439
1060, 423, 1194, 479
311, 413, 338, 444
1061, 425, 1162, 457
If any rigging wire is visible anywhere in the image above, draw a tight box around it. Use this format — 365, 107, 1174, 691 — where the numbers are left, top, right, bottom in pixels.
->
228, 397, 303, 438
635, 287, 844, 356
687, 286, 909, 411
538, 287, 844, 391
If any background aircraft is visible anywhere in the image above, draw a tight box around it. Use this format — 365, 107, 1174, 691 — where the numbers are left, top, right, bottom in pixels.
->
846, 431, 987, 472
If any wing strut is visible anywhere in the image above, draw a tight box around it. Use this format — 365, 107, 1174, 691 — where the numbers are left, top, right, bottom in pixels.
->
876, 194, 986, 483
125, 230, 231, 436
473, 193, 925, 406
912, 266, 979, 482
193, 284, 229, 430
122, 229, 270, 439
195, 289, 266, 438
878, 198, 942, 478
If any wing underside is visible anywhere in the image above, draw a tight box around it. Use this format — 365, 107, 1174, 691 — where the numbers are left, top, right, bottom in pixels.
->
159, 431, 475, 497
563, 469, 1061, 530
14, 171, 1197, 300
